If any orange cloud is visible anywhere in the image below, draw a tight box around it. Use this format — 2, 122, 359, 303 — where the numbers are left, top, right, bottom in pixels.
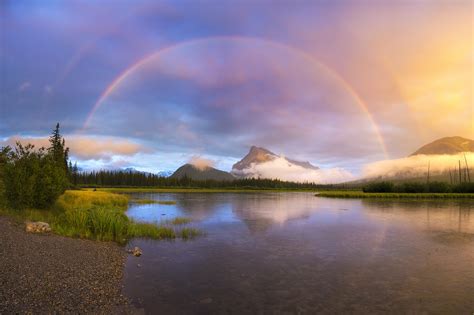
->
1, 135, 149, 161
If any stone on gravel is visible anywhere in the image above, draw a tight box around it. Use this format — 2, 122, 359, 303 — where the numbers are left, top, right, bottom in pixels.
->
25, 221, 51, 233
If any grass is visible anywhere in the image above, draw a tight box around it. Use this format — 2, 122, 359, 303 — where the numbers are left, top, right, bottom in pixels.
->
0, 190, 202, 243
180, 227, 202, 240
316, 190, 474, 199
127, 222, 176, 239
130, 199, 177, 205
169, 217, 192, 225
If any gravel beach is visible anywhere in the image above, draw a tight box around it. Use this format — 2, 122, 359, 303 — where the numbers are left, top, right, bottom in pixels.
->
0, 216, 133, 314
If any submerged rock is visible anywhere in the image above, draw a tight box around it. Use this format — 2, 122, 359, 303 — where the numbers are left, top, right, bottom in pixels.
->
25, 221, 51, 233
127, 247, 142, 257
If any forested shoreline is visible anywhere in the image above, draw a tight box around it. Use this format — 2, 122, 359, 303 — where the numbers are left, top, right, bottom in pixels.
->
73, 170, 331, 190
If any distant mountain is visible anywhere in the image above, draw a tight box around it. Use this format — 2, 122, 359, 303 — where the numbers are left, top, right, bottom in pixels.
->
157, 170, 173, 177
170, 164, 235, 181
411, 136, 474, 156
231, 146, 318, 178
123, 167, 138, 172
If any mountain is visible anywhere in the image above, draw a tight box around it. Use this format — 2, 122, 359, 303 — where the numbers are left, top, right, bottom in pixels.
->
170, 164, 235, 181
157, 170, 173, 177
411, 136, 474, 156
231, 146, 318, 178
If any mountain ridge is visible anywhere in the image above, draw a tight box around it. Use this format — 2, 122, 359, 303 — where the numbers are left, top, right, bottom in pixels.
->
411, 136, 474, 156
170, 164, 235, 181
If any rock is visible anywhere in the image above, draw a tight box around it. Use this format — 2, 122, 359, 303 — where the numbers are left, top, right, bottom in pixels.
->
25, 221, 51, 233
127, 247, 142, 257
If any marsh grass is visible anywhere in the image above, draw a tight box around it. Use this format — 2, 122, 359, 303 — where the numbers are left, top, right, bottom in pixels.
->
180, 227, 202, 240
156, 200, 177, 205
130, 199, 177, 205
317, 191, 474, 199
128, 222, 176, 239
169, 217, 192, 225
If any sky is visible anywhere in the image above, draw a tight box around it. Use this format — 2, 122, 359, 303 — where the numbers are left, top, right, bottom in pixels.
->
1, 0, 473, 176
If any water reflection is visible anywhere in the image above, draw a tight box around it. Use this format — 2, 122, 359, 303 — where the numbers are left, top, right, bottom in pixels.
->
127, 193, 327, 231
124, 193, 474, 314
362, 199, 474, 235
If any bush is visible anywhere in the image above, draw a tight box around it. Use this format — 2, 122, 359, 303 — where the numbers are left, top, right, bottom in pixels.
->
452, 183, 474, 193
363, 181, 394, 193
399, 182, 426, 193
427, 181, 450, 193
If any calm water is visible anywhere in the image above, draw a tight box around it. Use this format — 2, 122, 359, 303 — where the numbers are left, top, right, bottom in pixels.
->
124, 193, 474, 314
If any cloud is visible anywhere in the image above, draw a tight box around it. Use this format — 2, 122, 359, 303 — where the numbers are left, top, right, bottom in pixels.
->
1, 135, 149, 161
188, 156, 215, 170
362, 153, 474, 179
234, 156, 354, 184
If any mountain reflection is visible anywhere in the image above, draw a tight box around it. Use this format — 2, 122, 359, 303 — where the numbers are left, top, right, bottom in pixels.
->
230, 193, 318, 232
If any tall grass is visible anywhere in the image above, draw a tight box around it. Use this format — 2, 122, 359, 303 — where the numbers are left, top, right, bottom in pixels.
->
169, 217, 192, 225
128, 222, 176, 239
180, 227, 202, 239
56, 190, 129, 211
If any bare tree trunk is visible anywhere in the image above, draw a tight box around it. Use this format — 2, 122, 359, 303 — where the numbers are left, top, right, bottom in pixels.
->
464, 154, 471, 183
459, 160, 462, 183
426, 161, 430, 185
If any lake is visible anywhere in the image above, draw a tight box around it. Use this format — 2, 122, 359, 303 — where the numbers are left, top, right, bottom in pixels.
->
124, 192, 474, 314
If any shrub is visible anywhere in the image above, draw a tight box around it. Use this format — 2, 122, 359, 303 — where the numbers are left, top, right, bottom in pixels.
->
363, 181, 394, 193
427, 181, 450, 193
399, 182, 426, 193
452, 183, 474, 193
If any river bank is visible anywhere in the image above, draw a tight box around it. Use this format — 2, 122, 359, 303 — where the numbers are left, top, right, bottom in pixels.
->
0, 216, 135, 313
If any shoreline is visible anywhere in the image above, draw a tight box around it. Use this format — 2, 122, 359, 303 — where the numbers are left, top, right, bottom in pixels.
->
88, 187, 323, 193
0, 216, 135, 313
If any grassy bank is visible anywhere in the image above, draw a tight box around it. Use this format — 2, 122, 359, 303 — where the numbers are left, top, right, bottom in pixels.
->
316, 191, 474, 199
0, 190, 201, 243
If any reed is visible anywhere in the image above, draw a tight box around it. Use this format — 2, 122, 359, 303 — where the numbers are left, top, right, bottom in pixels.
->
169, 217, 192, 225
180, 227, 202, 240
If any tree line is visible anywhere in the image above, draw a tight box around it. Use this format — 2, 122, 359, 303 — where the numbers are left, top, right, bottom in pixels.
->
74, 170, 330, 190
363, 181, 474, 193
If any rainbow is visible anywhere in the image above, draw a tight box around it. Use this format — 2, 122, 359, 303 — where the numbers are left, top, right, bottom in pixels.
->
82, 36, 389, 159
